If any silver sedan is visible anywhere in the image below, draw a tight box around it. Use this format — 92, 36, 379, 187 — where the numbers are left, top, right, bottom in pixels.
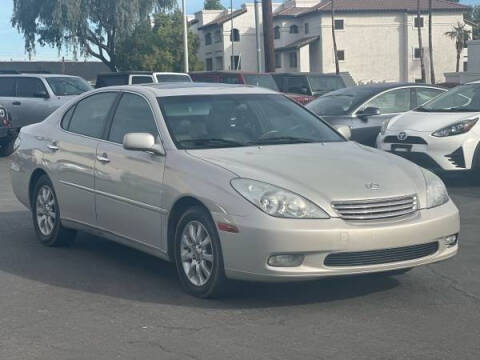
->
10, 83, 459, 298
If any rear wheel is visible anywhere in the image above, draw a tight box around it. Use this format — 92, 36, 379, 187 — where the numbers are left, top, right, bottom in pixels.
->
174, 206, 227, 298
32, 175, 76, 247
0, 138, 14, 157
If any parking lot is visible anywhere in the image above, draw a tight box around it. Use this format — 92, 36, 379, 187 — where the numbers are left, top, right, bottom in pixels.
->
0, 156, 479, 360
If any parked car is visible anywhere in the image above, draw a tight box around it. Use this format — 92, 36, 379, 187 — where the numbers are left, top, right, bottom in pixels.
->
307, 83, 445, 146
0, 105, 15, 156
0, 74, 92, 156
154, 72, 192, 83
95, 71, 155, 88
272, 72, 356, 104
377, 81, 480, 173
11, 83, 459, 298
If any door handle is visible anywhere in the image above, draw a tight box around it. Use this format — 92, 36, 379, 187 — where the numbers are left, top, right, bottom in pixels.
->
12, 101, 21, 106
97, 153, 110, 164
47, 142, 59, 151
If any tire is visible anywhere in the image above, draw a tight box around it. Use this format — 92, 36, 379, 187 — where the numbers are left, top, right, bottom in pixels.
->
174, 206, 227, 298
32, 175, 76, 247
0, 138, 14, 157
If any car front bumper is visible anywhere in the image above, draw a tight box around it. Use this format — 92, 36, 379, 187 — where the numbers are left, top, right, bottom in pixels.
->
213, 200, 459, 282
376, 130, 479, 171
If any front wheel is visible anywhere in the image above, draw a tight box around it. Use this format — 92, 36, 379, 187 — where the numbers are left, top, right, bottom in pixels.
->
32, 175, 76, 247
174, 206, 227, 298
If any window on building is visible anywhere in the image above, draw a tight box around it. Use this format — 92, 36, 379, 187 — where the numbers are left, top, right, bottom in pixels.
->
230, 55, 241, 70
464, 61, 468, 72
206, 58, 213, 71
414, 16, 424, 28
275, 52, 282, 68
230, 28, 240, 42
304, 23, 309, 34
274, 26, 281, 39
414, 48, 423, 59
215, 56, 223, 70
214, 30, 222, 43
337, 50, 345, 61
205, 33, 212, 45
289, 25, 298, 34
289, 52, 297, 68
334, 19, 344, 30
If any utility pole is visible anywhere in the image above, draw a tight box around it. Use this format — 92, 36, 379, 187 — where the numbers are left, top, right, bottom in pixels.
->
262, 0, 275, 73
254, 0, 262, 72
182, 0, 189, 72
231, 0, 235, 70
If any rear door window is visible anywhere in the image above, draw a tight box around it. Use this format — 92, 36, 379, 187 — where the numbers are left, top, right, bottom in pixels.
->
16, 78, 48, 98
361, 88, 411, 114
0, 77, 17, 97
414, 88, 444, 108
131, 76, 154, 85
67, 92, 118, 138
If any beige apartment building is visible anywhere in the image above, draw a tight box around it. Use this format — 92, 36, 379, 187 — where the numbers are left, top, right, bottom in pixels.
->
190, 0, 471, 83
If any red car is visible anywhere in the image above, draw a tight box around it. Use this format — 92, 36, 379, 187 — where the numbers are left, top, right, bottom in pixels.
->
189, 71, 313, 105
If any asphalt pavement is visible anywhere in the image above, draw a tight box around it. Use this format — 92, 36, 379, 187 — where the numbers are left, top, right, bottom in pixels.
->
0, 157, 479, 360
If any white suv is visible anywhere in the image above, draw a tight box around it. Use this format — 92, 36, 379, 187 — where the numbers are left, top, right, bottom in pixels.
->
377, 82, 480, 173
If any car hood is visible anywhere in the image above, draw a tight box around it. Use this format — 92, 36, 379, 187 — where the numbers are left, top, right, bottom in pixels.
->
187, 142, 427, 212
389, 111, 480, 132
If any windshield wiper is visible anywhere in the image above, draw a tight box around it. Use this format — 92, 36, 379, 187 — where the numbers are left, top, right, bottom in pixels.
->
248, 137, 317, 145
178, 138, 245, 148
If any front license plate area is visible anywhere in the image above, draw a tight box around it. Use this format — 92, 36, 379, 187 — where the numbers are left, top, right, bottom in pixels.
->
391, 144, 412, 152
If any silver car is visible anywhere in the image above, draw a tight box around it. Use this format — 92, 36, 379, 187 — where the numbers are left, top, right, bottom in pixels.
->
10, 83, 460, 298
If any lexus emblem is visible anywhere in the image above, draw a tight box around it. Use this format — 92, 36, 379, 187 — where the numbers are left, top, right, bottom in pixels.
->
365, 182, 381, 191
397, 132, 408, 141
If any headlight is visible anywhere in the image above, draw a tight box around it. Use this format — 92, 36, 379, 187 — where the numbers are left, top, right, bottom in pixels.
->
432, 118, 478, 137
231, 178, 329, 219
423, 170, 449, 208
380, 119, 391, 135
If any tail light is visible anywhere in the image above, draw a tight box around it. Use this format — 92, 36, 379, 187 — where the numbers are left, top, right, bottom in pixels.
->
0, 108, 10, 127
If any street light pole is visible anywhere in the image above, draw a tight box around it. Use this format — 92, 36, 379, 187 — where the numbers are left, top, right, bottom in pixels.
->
182, 0, 189, 73
254, 0, 262, 72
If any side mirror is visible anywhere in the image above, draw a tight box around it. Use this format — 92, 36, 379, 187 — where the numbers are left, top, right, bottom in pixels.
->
34, 90, 49, 99
123, 133, 165, 155
335, 125, 351, 140
357, 106, 380, 119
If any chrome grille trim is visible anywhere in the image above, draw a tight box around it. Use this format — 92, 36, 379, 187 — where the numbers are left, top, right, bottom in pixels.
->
331, 195, 418, 220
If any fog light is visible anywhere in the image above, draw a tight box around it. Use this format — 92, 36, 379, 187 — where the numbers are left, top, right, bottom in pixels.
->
444, 234, 458, 247
268, 254, 304, 267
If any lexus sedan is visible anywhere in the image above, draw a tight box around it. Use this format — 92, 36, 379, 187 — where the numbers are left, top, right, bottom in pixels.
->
377, 81, 480, 173
10, 83, 459, 298
307, 83, 445, 146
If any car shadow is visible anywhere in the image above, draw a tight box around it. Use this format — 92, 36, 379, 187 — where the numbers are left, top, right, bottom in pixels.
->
0, 210, 400, 309
440, 172, 480, 190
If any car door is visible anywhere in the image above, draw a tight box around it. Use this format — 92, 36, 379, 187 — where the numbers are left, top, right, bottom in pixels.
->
353, 87, 412, 146
95, 92, 166, 249
50, 92, 119, 227
14, 77, 56, 126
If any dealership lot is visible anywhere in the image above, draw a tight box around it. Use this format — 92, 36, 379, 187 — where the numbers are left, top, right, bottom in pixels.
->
0, 157, 479, 360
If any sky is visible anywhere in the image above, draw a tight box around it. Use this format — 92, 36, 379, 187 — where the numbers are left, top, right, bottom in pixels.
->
0, 0, 478, 61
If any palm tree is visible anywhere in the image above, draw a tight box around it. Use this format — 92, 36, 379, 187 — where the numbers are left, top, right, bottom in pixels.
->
428, 0, 435, 84
331, 0, 340, 74
445, 22, 472, 72
417, 0, 426, 82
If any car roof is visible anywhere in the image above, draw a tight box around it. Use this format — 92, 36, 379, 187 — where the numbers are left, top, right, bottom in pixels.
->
97, 71, 153, 76
271, 72, 351, 77
101, 82, 277, 97
190, 71, 272, 75
322, 83, 443, 97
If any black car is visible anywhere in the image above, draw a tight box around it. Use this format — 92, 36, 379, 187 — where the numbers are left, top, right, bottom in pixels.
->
306, 83, 446, 146
95, 71, 155, 88
272, 72, 355, 103
0, 105, 16, 156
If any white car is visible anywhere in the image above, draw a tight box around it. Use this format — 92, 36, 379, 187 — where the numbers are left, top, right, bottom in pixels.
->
377, 82, 480, 173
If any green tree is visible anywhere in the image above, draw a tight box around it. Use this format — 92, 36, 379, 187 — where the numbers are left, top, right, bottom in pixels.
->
204, 0, 225, 10
445, 22, 471, 72
116, 11, 203, 72
11, 0, 175, 72
465, 5, 480, 40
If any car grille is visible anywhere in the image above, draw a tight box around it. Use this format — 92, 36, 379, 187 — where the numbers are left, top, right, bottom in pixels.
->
384, 136, 428, 145
324, 241, 439, 267
331, 195, 418, 220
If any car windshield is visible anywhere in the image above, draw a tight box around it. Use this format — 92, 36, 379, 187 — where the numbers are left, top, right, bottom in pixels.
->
46, 77, 92, 96
307, 75, 344, 94
156, 74, 191, 83
416, 84, 480, 112
243, 74, 279, 91
158, 94, 343, 149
